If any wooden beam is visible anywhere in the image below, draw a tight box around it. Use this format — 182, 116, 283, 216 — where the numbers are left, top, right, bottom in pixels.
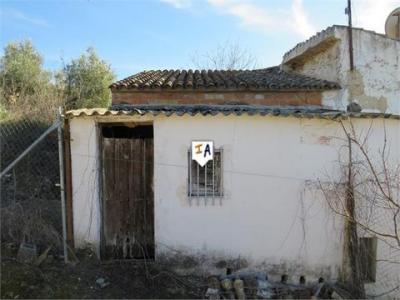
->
63, 118, 75, 249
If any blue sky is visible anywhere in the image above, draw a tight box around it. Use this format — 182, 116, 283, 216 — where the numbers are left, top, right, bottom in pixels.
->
0, 0, 398, 80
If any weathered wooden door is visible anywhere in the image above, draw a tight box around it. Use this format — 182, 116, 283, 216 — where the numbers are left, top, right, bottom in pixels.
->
101, 125, 154, 259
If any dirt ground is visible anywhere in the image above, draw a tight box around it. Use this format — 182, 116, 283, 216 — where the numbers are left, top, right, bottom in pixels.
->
1, 245, 207, 299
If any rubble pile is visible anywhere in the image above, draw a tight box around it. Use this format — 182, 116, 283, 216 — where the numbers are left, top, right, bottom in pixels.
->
205, 271, 347, 299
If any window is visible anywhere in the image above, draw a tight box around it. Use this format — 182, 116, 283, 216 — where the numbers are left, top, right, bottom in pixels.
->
188, 149, 223, 201
359, 237, 377, 283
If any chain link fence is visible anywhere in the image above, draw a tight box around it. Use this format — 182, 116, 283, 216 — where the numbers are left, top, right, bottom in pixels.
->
0, 115, 64, 257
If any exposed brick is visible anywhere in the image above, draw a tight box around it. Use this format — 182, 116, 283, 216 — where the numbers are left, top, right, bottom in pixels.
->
112, 91, 322, 106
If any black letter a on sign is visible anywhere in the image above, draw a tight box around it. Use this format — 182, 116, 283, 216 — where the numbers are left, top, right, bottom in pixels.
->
204, 144, 211, 158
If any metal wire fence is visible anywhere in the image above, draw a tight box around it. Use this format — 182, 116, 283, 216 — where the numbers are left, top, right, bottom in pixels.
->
0, 116, 63, 256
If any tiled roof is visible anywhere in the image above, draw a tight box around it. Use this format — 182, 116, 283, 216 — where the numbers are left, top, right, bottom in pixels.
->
65, 104, 400, 120
110, 67, 340, 91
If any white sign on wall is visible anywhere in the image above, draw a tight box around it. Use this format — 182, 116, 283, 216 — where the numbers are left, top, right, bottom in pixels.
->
191, 141, 214, 167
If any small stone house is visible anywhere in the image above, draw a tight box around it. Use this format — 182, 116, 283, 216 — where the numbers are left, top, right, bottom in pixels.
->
64, 26, 399, 297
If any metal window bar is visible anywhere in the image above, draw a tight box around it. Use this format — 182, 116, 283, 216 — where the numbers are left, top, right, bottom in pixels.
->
188, 149, 222, 204
197, 160, 200, 205
204, 163, 207, 205
212, 157, 215, 205
188, 151, 192, 206
220, 149, 223, 205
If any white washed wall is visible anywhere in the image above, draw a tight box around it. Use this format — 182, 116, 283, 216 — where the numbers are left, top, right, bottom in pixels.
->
153, 115, 345, 279
69, 115, 399, 285
70, 118, 101, 254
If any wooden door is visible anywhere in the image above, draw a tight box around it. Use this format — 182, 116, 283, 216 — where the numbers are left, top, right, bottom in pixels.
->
101, 125, 154, 259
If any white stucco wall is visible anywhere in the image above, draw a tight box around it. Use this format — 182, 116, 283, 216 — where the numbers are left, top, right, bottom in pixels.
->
69, 115, 399, 290
69, 118, 101, 254
153, 115, 344, 278
285, 27, 400, 115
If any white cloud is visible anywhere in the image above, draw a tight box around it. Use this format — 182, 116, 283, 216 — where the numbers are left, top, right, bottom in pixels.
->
208, 0, 276, 30
207, 0, 316, 39
160, 0, 192, 9
352, 0, 399, 33
160, 0, 400, 38
291, 0, 314, 38
0, 8, 48, 27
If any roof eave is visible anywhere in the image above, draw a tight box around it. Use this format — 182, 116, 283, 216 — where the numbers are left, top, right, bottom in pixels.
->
65, 105, 399, 120
282, 25, 400, 68
282, 26, 340, 67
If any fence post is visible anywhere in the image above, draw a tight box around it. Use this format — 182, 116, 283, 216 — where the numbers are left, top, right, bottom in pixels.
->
57, 107, 68, 263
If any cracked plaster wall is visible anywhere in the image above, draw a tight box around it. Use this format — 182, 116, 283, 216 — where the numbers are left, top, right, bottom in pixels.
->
285, 27, 400, 114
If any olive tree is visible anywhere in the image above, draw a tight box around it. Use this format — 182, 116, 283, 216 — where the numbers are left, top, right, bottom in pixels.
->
0, 41, 64, 121
0, 40, 51, 106
62, 47, 115, 109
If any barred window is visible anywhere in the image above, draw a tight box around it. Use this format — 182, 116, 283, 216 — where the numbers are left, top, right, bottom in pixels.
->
188, 149, 223, 199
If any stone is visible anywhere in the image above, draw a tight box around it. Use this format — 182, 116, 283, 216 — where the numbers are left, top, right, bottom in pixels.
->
221, 278, 232, 290
347, 102, 362, 112
205, 288, 220, 299
220, 279, 235, 299
233, 279, 245, 299
256, 279, 273, 299
95, 277, 110, 288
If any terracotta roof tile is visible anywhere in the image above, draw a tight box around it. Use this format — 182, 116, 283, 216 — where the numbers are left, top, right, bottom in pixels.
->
110, 67, 340, 91
66, 104, 400, 120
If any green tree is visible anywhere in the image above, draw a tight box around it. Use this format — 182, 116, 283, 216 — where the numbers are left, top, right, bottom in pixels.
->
63, 47, 115, 109
0, 40, 51, 106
